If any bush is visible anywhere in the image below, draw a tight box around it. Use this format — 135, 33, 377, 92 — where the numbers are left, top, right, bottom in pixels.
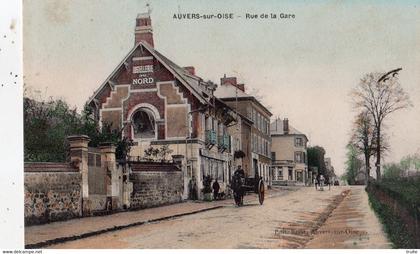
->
24, 97, 83, 162
24, 96, 132, 162
372, 178, 420, 218
368, 191, 416, 248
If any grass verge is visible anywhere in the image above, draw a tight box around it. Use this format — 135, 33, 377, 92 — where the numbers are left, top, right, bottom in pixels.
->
367, 191, 416, 248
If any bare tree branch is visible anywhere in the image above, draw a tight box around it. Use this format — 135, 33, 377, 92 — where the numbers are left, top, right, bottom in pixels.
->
350, 70, 412, 180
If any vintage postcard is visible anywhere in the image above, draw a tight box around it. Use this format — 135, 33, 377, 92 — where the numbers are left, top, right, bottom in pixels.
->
1, 0, 419, 252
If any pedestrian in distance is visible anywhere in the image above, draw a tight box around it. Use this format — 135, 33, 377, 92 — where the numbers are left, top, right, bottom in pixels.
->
319, 174, 325, 191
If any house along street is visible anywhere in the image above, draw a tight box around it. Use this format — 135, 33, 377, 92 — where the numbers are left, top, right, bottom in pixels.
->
47, 186, 390, 249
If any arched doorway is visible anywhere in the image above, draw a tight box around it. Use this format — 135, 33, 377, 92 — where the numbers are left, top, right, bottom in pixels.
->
131, 107, 156, 139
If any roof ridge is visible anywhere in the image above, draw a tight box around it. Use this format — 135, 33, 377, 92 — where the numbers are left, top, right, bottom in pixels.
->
141, 42, 210, 103
89, 42, 210, 106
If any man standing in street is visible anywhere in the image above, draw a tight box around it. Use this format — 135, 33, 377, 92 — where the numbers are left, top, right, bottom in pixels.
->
234, 165, 245, 178
212, 179, 220, 200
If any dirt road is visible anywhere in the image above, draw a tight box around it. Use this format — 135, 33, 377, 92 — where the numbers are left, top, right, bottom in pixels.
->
47, 186, 390, 249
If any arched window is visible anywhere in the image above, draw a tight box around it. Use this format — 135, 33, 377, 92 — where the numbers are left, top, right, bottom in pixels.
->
132, 108, 156, 139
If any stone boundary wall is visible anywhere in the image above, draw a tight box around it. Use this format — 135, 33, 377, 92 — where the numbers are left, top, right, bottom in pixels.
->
24, 136, 185, 224
24, 163, 82, 225
130, 161, 181, 171
24, 162, 79, 172
130, 169, 183, 209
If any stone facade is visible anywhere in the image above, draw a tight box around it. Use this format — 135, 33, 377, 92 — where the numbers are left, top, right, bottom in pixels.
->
24, 163, 82, 225
130, 170, 183, 209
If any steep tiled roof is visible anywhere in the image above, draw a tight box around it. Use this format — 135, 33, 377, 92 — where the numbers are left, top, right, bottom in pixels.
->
142, 42, 211, 103
88, 41, 211, 105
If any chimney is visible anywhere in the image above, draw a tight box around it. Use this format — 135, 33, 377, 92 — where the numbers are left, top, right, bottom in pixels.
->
221, 76, 236, 86
135, 13, 154, 47
220, 76, 245, 92
236, 83, 245, 92
275, 118, 278, 131
283, 118, 289, 134
184, 66, 195, 75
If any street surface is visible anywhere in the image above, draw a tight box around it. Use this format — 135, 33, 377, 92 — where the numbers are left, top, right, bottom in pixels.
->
46, 186, 390, 249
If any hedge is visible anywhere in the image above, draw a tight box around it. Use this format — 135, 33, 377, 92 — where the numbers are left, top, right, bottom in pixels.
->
370, 177, 420, 218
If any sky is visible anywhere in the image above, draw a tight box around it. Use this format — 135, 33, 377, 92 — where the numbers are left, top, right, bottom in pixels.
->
23, 0, 420, 176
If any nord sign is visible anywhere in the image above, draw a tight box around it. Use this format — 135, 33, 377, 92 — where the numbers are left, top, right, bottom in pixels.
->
132, 64, 154, 85
133, 77, 154, 85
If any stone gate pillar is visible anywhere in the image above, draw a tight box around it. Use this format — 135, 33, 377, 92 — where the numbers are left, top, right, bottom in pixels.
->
172, 155, 188, 199
100, 143, 120, 210
67, 135, 90, 216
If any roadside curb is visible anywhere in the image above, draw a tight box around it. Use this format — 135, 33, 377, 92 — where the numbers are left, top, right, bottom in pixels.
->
25, 205, 224, 249
25, 188, 291, 248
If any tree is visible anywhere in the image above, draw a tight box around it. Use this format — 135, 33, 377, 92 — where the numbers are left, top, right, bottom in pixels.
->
400, 153, 420, 176
344, 143, 363, 185
24, 97, 83, 162
307, 146, 327, 176
411, 154, 420, 171
350, 111, 389, 183
351, 69, 412, 180
144, 145, 174, 161
158, 145, 173, 161
383, 153, 420, 179
350, 111, 374, 184
144, 146, 160, 161
383, 163, 404, 179
24, 95, 132, 162
96, 122, 133, 161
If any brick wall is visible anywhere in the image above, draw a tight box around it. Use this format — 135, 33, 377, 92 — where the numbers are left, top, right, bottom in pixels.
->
24, 163, 82, 225
130, 169, 183, 209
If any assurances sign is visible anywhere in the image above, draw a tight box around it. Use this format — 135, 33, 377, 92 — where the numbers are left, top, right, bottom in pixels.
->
133, 64, 154, 85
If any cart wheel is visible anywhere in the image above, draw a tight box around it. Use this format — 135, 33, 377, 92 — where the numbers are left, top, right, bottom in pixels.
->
258, 179, 265, 205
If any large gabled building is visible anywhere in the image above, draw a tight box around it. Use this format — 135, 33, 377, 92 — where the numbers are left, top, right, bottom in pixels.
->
215, 76, 272, 185
87, 13, 237, 199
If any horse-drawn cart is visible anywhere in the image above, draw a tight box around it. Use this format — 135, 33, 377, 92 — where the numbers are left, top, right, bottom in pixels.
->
315, 176, 331, 191
231, 173, 265, 206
